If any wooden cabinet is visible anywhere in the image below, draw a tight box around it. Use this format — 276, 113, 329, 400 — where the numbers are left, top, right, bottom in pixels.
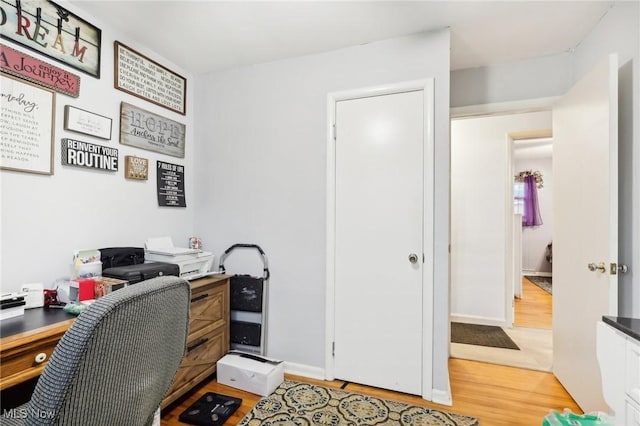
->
162, 275, 230, 408
0, 275, 229, 409
0, 320, 74, 390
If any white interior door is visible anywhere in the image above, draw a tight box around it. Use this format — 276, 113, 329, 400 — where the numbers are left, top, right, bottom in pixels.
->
334, 89, 425, 395
553, 54, 618, 411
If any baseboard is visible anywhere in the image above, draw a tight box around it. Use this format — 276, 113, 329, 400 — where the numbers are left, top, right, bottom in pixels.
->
431, 388, 452, 406
522, 271, 552, 277
450, 314, 509, 328
284, 361, 326, 381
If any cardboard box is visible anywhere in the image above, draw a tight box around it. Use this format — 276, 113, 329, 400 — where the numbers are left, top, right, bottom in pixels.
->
216, 353, 284, 396
70, 278, 95, 301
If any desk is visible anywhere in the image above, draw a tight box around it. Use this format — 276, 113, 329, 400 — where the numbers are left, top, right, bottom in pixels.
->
0, 275, 230, 408
0, 308, 75, 390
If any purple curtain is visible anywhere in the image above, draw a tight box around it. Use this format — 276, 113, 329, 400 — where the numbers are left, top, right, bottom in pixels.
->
523, 175, 543, 227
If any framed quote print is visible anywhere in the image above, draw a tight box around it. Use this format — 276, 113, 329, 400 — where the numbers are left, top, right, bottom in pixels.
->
1, 74, 55, 174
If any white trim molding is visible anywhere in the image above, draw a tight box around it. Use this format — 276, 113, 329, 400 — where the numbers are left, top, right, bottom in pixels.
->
284, 362, 326, 381
451, 96, 558, 119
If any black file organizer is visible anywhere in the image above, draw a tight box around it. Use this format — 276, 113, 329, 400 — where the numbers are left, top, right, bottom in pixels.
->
219, 244, 270, 355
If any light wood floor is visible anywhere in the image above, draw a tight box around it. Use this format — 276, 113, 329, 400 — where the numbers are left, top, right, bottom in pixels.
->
163, 277, 571, 425
162, 360, 580, 426
515, 277, 552, 329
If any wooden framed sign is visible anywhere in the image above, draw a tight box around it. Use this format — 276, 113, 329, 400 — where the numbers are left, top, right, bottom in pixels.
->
64, 105, 112, 140
119, 102, 185, 158
0, 0, 101, 78
0, 74, 55, 175
124, 155, 148, 180
114, 41, 186, 115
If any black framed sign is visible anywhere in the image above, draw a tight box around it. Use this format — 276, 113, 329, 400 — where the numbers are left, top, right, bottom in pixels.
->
156, 161, 186, 207
0, 0, 102, 78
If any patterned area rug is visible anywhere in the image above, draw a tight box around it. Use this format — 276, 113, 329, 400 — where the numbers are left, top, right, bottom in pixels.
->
525, 275, 552, 295
238, 380, 479, 426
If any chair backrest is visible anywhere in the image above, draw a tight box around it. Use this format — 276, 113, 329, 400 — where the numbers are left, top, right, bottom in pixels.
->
24, 276, 191, 426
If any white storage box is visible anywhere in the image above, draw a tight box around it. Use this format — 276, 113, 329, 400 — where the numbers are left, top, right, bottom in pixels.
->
217, 353, 284, 396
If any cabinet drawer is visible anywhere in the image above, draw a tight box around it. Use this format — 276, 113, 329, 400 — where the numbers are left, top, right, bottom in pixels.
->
1, 335, 60, 389
626, 398, 640, 426
627, 337, 640, 405
189, 284, 226, 336
163, 328, 227, 407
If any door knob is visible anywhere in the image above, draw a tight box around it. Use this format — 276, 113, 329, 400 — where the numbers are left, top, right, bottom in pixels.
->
587, 262, 606, 273
408, 253, 419, 264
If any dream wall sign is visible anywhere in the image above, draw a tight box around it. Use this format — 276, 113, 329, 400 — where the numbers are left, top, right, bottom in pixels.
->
61, 138, 118, 171
0, 0, 101, 78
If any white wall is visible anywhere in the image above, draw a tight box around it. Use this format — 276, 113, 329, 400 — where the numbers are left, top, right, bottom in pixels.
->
451, 52, 572, 108
514, 156, 553, 273
451, 111, 552, 325
0, 2, 196, 293
193, 30, 451, 394
571, 1, 639, 317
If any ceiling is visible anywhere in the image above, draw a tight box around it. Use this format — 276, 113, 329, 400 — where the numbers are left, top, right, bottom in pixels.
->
70, 1, 614, 74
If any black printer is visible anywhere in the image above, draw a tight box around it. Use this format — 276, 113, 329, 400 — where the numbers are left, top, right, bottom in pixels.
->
100, 247, 179, 285
102, 262, 179, 284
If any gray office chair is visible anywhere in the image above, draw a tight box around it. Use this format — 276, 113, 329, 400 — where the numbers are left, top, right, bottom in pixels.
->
2, 276, 191, 426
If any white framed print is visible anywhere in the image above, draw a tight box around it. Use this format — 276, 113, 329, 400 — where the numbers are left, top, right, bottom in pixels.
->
64, 105, 112, 140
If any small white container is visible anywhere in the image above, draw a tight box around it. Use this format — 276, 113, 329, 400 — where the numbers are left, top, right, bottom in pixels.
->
217, 353, 284, 396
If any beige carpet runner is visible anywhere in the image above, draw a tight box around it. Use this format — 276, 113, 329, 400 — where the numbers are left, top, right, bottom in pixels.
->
239, 380, 478, 425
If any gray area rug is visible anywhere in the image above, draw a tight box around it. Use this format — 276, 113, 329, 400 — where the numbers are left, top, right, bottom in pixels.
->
525, 275, 553, 294
451, 322, 520, 350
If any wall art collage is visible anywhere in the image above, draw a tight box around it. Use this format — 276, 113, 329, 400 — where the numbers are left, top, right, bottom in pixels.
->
0, 0, 188, 207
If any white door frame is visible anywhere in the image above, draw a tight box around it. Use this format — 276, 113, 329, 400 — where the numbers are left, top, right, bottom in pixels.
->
450, 98, 556, 328
325, 79, 435, 400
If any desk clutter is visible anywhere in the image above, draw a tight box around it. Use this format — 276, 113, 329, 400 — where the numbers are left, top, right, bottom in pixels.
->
1, 236, 220, 322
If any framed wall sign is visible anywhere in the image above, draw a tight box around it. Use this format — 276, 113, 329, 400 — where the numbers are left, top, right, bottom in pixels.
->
64, 105, 112, 140
0, 1, 101, 78
120, 102, 185, 158
0, 74, 55, 175
156, 161, 186, 207
0, 43, 81, 97
114, 41, 186, 115
124, 155, 148, 180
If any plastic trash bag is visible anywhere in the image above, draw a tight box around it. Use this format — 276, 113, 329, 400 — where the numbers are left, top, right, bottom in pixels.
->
542, 409, 615, 426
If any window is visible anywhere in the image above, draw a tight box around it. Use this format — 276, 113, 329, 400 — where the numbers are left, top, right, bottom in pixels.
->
514, 181, 525, 215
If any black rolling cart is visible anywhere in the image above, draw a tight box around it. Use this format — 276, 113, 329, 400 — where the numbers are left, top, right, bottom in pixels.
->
219, 244, 270, 355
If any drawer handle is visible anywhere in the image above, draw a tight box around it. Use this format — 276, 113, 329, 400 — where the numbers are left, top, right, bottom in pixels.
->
35, 352, 47, 364
187, 338, 209, 353
191, 294, 209, 303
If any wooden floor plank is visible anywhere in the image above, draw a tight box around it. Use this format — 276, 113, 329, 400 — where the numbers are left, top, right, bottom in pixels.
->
161, 359, 580, 426
515, 277, 552, 329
